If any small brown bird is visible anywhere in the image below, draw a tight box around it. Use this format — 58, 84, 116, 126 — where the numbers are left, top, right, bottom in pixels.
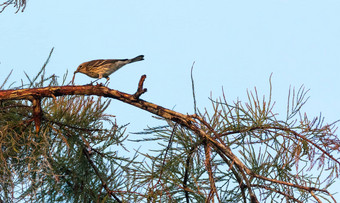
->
73, 55, 144, 83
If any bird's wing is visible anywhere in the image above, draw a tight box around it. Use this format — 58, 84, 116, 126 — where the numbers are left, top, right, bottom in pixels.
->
85, 59, 128, 69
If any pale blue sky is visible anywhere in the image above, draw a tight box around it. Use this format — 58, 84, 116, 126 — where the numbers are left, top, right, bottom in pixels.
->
1, 0, 339, 200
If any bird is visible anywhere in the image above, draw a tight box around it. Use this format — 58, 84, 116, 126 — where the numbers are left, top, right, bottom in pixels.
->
73, 55, 144, 83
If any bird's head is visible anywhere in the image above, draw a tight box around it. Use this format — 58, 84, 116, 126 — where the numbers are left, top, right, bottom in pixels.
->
72, 63, 86, 84
74, 63, 85, 74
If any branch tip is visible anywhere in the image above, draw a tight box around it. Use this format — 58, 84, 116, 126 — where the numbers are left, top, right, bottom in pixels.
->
133, 75, 147, 99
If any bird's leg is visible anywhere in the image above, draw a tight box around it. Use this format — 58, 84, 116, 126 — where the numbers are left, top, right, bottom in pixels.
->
88, 78, 100, 85
104, 77, 110, 86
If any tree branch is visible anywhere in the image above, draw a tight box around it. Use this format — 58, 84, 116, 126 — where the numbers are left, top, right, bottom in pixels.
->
31, 97, 42, 133
133, 74, 147, 99
0, 80, 258, 202
204, 141, 220, 202
0, 76, 336, 202
82, 147, 122, 203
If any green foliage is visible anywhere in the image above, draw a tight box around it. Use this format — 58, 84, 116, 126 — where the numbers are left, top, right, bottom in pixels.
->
0, 50, 339, 202
128, 78, 339, 202
0, 54, 135, 202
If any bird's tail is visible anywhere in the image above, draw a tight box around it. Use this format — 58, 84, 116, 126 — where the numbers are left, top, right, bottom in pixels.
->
130, 55, 144, 63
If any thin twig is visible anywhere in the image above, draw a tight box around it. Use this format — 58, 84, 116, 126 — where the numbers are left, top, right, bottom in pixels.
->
183, 141, 201, 203
204, 141, 220, 202
310, 191, 322, 203
0, 69, 13, 90
190, 62, 197, 114
133, 75, 147, 99
0, 0, 26, 13
152, 123, 177, 190
82, 147, 122, 203
251, 184, 303, 203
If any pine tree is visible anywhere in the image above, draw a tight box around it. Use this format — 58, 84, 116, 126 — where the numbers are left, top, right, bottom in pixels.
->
0, 49, 339, 202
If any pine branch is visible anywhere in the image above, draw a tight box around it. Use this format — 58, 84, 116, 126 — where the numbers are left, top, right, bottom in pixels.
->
1, 75, 338, 202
